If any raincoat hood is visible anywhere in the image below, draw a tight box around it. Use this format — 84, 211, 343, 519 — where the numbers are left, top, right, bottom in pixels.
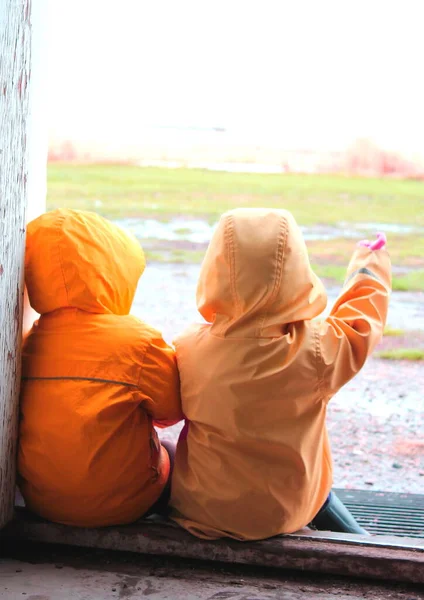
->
25, 209, 145, 315
197, 208, 327, 334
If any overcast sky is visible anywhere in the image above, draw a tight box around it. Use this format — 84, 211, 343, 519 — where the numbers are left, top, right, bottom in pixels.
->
46, 0, 424, 152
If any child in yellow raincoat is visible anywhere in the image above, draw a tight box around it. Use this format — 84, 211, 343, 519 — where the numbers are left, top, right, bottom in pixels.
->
170, 208, 391, 540
18, 209, 183, 527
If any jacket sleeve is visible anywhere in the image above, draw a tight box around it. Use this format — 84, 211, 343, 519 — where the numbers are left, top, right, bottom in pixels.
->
139, 336, 183, 427
315, 246, 391, 399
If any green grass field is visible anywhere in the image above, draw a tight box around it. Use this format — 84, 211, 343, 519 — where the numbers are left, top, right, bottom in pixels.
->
47, 164, 424, 290
376, 349, 424, 361
48, 164, 424, 225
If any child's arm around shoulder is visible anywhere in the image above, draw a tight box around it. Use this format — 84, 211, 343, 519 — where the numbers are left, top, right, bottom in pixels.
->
315, 235, 391, 399
138, 331, 183, 428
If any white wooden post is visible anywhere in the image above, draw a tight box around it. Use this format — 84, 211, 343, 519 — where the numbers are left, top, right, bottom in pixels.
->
0, 0, 46, 529
22, 0, 47, 337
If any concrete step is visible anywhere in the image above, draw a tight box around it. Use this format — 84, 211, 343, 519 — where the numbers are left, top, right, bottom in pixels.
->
2, 507, 423, 586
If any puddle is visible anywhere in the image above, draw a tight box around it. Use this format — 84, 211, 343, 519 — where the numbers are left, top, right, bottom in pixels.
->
352, 222, 424, 234
301, 224, 359, 240
116, 217, 424, 245
114, 218, 214, 244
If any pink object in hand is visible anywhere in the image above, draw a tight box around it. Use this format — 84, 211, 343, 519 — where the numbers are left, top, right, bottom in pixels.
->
358, 232, 386, 250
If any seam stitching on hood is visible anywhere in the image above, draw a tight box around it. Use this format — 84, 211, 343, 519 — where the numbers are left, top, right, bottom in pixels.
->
268, 217, 287, 304
225, 214, 240, 319
256, 217, 288, 336
56, 214, 70, 307
226, 216, 239, 313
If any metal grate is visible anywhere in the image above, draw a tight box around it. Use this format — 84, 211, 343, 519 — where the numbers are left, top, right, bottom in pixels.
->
334, 488, 424, 539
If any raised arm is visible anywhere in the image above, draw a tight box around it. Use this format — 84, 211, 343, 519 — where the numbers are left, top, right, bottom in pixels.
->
316, 238, 391, 399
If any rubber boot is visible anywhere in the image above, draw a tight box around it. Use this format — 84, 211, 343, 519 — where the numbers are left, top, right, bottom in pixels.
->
310, 492, 369, 535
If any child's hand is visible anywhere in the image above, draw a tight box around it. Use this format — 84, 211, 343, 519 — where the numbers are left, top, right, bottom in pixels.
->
358, 232, 386, 250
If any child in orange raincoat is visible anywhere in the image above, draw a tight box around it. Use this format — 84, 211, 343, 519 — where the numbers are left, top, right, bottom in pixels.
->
170, 208, 391, 541
18, 209, 183, 527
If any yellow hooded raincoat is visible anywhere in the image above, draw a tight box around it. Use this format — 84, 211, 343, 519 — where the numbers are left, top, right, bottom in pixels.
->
170, 208, 391, 540
19, 209, 183, 527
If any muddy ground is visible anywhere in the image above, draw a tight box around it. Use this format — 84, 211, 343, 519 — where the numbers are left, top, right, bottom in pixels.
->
134, 263, 424, 495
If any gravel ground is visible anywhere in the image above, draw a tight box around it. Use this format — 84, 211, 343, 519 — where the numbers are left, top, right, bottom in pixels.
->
133, 263, 424, 495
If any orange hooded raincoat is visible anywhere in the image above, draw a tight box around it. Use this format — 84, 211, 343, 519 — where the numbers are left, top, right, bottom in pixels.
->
18, 209, 183, 527
170, 208, 391, 540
